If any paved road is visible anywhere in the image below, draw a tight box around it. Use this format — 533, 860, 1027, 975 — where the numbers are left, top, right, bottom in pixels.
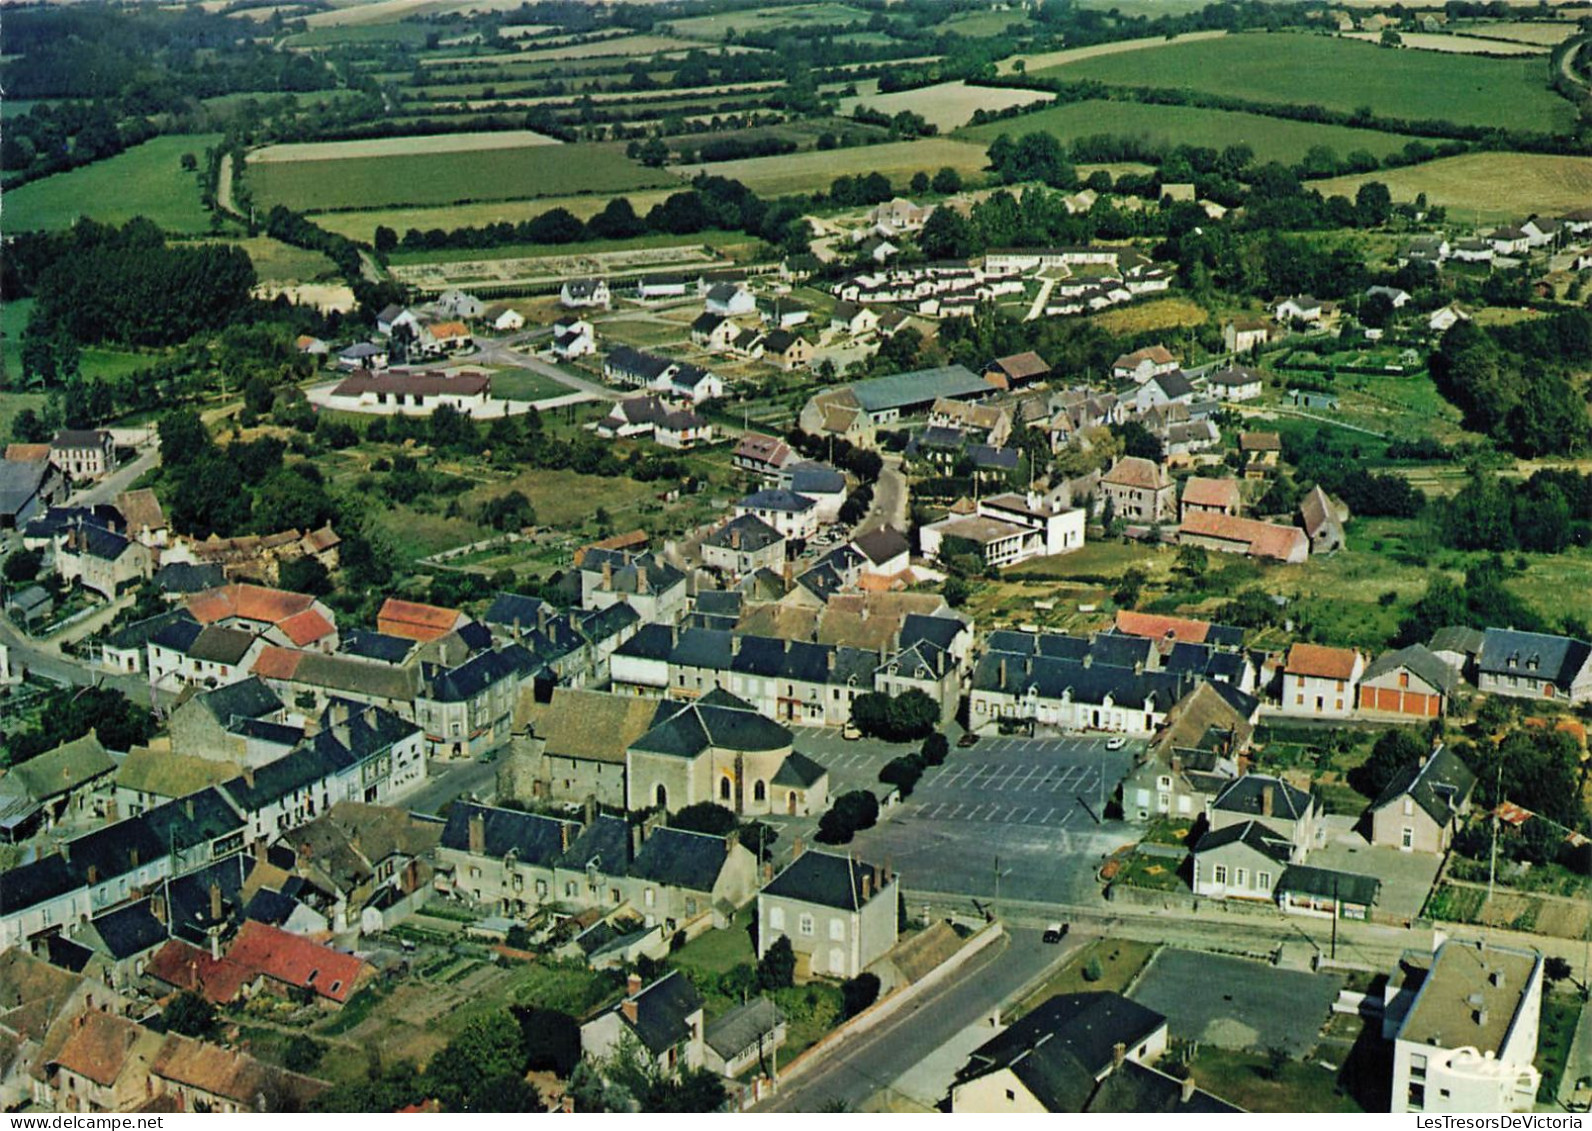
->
71, 443, 159, 509
855, 455, 906, 537
473, 335, 620, 402
404, 756, 500, 816
757, 926, 1071, 1112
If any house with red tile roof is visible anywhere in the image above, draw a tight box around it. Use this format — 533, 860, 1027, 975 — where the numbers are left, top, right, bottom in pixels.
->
1178, 512, 1308, 564
1281, 643, 1364, 719
1100, 457, 1175, 523
225, 921, 373, 1006
1113, 610, 1213, 647
39, 1011, 164, 1113
1180, 477, 1241, 519
149, 1032, 325, 1113
185, 584, 338, 653
377, 597, 469, 643
144, 940, 256, 1005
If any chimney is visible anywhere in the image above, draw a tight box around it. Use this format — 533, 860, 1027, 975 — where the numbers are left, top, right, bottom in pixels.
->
560, 822, 573, 852
130, 847, 138, 867
185, 798, 195, 820
537, 603, 551, 633
244, 765, 255, 789
1112, 1042, 1126, 1068
628, 972, 642, 996
1082, 653, 1093, 669
152, 894, 166, 924
254, 839, 268, 863
632, 824, 644, 856
861, 871, 872, 900
884, 855, 893, 884
622, 996, 639, 1026
209, 882, 223, 921
209, 928, 221, 961
763, 861, 774, 882
999, 658, 1007, 686
636, 568, 649, 595
1261, 784, 1274, 818
793, 836, 805, 860
104, 797, 118, 823
731, 527, 742, 550
87, 865, 99, 886
1181, 1076, 1197, 1104
468, 809, 485, 855
583, 796, 598, 828
602, 561, 613, 588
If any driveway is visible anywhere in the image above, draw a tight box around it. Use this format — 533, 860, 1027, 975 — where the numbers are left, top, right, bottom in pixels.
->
1308, 816, 1442, 923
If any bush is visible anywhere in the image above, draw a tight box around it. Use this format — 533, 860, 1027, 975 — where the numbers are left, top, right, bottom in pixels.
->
283, 1035, 326, 1074
1081, 957, 1104, 983
841, 973, 881, 1018
671, 802, 737, 835
920, 733, 949, 767
816, 790, 880, 845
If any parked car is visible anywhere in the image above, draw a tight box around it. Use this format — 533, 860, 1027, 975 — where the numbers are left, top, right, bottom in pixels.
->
1042, 922, 1069, 944
1105, 736, 1127, 750
841, 721, 861, 740
957, 732, 980, 748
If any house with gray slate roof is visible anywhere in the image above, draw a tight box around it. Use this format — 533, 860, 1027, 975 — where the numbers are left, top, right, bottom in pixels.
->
1477, 627, 1592, 703
1368, 745, 1476, 854
704, 996, 785, 1078
581, 971, 704, 1077
757, 847, 897, 980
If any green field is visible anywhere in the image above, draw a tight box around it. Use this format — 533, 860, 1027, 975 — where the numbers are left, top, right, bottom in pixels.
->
674, 137, 992, 195
942, 8, 1034, 37
1033, 32, 1574, 132
485, 370, 573, 401
667, 3, 872, 40
1314, 152, 1592, 221
283, 21, 432, 47
958, 100, 1418, 164
217, 236, 339, 283
245, 141, 672, 212
5, 133, 222, 233
308, 189, 680, 242
385, 228, 752, 265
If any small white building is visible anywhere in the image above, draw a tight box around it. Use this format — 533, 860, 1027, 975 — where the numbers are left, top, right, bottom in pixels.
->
560, 278, 611, 309
553, 318, 596, 360
704, 283, 756, 317
484, 305, 524, 332
735, 489, 819, 542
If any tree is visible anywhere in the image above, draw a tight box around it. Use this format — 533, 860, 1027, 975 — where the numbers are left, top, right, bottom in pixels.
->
162, 991, 218, 1038
850, 690, 939, 742
1380, 27, 1403, 46
879, 754, 924, 798
1113, 567, 1148, 609
1354, 182, 1392, 227
1349, 728, 1426, 798
3, 549, 42, 585
158, 407, 210, 467
816, 789, 880, 845
918, 206, 975, 260
930, 166, 962, 195
516, 1007, 582, 1077
426, 1011, 528, 1112
841, 973, 881, 1018
756, 936, 795, 990
671, 802, 736, 836
636, 137, 669, 167
283, 1035, 325, 1074
1174, 543, 1207, 580
920, 733, 949, 767
277, 556, 332, 597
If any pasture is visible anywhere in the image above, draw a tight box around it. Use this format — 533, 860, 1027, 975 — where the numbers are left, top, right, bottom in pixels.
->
1314, 152, 1592, 221
958, 100, 1417, 164
245, 141, 671, 212
1091, 297, 1209, 335
673, 137, 992, 195
284, 22, 432, 46
1033, 32, 1574, 133
4, 133, 221, 233
307, 190, 680, 241
942, 9, 1034, 37
1340, 30, 1544, 54
996, 30, 1228, 74
302, 0, 527, 27
510, 34, 730, 61
667, 3, 873, 40
1455, 20, 1580, 45
222, 236, 339, 283
249, 129, 560, 163
841, 80, 1056, 132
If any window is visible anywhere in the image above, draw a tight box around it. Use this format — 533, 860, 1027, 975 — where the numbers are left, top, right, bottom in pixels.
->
1257, 871, 1271, 891
535, 879, 547, 897
829, 918, 845, 941
1235, 868, 1247, 887
754, 780, 766, 802
1295, 694, 1304, 705
1005, 1090, 1015, 1101
1401, 827, 1414, 849
769, 907, 785, 931
1212, 865, 1228, 884
1409, 1055, 1427, 1079
1407, 1083, 1425, 1110
720, 777, 732, 802
799, 913, 814, 936
645, 888, 655, 908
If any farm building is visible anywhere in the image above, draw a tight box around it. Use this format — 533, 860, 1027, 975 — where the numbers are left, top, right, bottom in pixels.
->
327, 370, 493, 416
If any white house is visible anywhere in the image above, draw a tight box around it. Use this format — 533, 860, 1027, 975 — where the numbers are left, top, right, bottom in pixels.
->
1280, 643, 1363, 718
560, 279, 611, 309
553, 318, 596, 360
1205, 365, 1264, 402
735, 489, 819, 541
1274, 295, 1325, 324
484, 305, 525, 332
1429, 304, 1470, 333
704, 283, 756, 317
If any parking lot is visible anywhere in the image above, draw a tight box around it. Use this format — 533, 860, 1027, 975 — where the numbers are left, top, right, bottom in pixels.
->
782, 729, 1145, 906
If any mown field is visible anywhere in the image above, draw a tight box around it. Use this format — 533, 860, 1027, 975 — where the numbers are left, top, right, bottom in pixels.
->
249, 129, 560, 163
245, 141, 671, 212
942, 8, 1035, 37
1340, 30, 1544, 53
841, 80, 1055, 132
1314, 152, 1592, 220
673, 136, 992, 195
5, 133, 221, 233
383, 228, 750, 265
1033, 32, 1575, 132
958, 100, 1418, 164
308, 189, 680, 242
219, 236, 339, 283
667, 3, 873, 40
996, 30, 1228, 74
1457, 20, 1580, 44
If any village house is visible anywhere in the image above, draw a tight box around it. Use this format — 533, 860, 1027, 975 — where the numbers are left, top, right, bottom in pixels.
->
925, 398, 1012, 447
1222, 315, 1274, 355
483, 304, 524, 332
1120, 681, 1249, 822
704, 283, 756, 318
1239, 431, 1282, 477
1489, 226, 1530, 256
1207, 773, 1323, 857
1126, 370, 1196, 414
691, 313, 741, 352
761, 330, 813, 371
1300, 485, 1347, 553
701, 515, 786, 578
1192, 819, 1292, 901
1280, 642, 1364, 717
580, 549, 688, 625
920, 493, 1085, 570
704, 997, 785, 1079
560, 278, 610, 309
1429, 303, 1471, 333
1359, 644, 1457, 719
1205, 365, 1265, 402
415, 645, 537, 759
0, 458, 67, 530
638, 275, 691, 300
968, 638, 1192, 737
327, 369, 492, 416
50, 430, 116, 480
1368, 744, 1475, 853
1180, 477, 1241, 520
0, 731, 116, 842
54, 522, 153, 600
1111, 345, 1180, 384
758, 295, 809, 329
166, 676, 292, 766
1100, 457, 1176, 524
735, 488, 820, 542
596, 395, 669, 440
552, 317, 596, 360
732, 433, 793, 480
982, 351, 1049, 391
1274, 295, 1326, 325
582, 971, 705, 1078
829, 301, 879, 337
1476, 627, 1592, 703
757, 847, 897, 980
870, 197, 933, 232
655, 408, 712, 450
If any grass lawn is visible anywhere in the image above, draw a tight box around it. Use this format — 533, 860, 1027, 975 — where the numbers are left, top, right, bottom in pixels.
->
5, 133, 222, 233
842, 80, 1055, 132
246, 141, 671, 212
462, 467, 657, 530
1032, 31, 1574, 133
209, 236, 338, 284
958, 100, 1417, 165
1536, 993, 1584, 1102
385, 229, 751, 266
1090, 296, 1210, 336
668, 3, 872, 40
1012, 938, 1159, 1017
1114, 850, 1189, 891
1314, 152, 1592, 223
941, 8, 1034, 37
487, 370, 574, 401
284, 21, 433, 47
311, 190, 680, 243
1188, 1044, 1368, 1112
671, 918, 757, 977
1006, 539, 1177, 583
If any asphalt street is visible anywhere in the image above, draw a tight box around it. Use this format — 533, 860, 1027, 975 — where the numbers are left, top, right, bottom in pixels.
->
403, 757, 501, 816
755, 925, 1078, 1113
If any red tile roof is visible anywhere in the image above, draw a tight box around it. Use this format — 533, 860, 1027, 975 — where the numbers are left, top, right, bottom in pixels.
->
251, 645, 305, 681
1181, 477, 1241, 511
278, 608, 337, 647
376, 597, 465, 642
187, 584, 318, 628
144, 940, 255, 1005
4, 444, 51, 463
1103, 456, 1169, 491
1114, 610, 1211, 645
49, 1011, 152, 1087
332, 370, 489, 398
1285, 642, 1362, 681
226, 921, 371, 1004
1180, 512, 1307, 562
